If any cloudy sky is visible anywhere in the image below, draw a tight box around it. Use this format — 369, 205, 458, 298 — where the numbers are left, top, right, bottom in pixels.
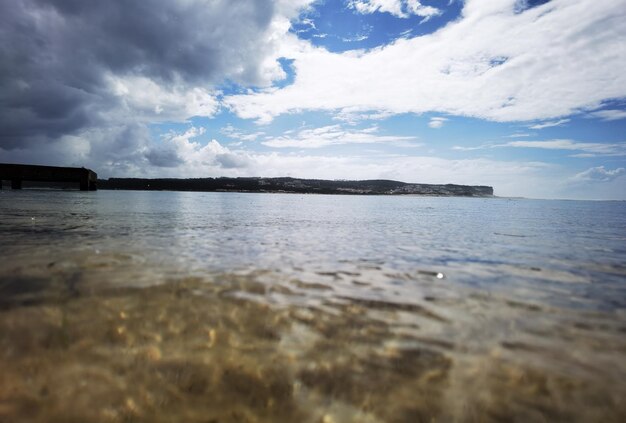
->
1, 0, 625, 199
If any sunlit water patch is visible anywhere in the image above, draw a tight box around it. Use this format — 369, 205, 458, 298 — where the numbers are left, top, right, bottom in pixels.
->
1, 190, 625, 422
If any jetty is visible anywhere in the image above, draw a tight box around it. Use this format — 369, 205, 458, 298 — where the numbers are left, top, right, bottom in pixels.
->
0, 163, 97, 191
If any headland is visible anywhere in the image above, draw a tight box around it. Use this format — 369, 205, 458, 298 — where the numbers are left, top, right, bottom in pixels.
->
98, 177, 493, 196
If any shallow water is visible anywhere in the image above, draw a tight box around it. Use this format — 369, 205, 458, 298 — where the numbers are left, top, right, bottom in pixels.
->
1, 190, 625, 422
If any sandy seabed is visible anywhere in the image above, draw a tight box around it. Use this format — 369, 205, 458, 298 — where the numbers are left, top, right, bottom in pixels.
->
1, 255, 625, 423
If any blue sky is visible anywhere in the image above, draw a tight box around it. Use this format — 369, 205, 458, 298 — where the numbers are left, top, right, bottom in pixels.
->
1, 0, 625, 199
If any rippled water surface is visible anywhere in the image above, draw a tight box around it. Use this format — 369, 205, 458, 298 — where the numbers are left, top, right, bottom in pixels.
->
1, 190, 625, 422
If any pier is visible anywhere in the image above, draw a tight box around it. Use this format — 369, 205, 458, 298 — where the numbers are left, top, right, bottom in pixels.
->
0, 163, 97, 191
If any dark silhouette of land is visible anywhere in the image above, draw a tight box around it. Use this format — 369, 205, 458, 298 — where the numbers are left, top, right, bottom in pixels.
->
0, 163, 97, 190
98, 177, 493, 196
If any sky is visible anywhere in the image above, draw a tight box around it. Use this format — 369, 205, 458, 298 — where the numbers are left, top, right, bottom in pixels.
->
0, 0, 625, 200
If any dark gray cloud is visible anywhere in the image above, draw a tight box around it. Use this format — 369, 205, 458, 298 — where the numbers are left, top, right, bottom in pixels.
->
215, 152, 250, 169
0, 0, 279, 152
145, 149, 184, 168
89, 124, 151, 165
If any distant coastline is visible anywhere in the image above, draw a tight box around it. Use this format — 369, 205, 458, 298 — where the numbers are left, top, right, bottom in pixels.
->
97, 177, 494, 197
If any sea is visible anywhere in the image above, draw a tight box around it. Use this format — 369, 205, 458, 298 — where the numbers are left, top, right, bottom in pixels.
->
1, 189, 625, 422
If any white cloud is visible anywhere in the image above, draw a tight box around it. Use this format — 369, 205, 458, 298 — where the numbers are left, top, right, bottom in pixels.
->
226, 0, 626, 124
106, 75, 221, 123
151, 127, 253, 172
342, 34, 370, 42
499, 139, 626, 156
570, 166, 626, 183
348, 0, 442, 19
451, 145, 487, 151
296, 18, 317, 32
428, 117, 448, 128
528, 119, 570, 129
220, 125, 265, 142
333, 109, 396, 125
587, 109, 626, 121
507, 133, 531, 138
452, 138, 626, 157
261, 125, 419, 148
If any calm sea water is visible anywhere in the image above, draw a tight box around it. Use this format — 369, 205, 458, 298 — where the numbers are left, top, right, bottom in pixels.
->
1, 190, 625, 422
